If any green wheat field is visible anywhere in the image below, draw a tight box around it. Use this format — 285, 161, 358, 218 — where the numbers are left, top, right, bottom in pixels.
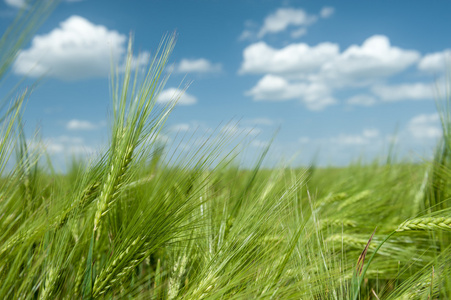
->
0, 2, 450, 299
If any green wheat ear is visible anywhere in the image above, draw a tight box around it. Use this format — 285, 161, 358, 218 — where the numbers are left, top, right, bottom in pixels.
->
93, 33, 177, 234
396, 216, 451, 232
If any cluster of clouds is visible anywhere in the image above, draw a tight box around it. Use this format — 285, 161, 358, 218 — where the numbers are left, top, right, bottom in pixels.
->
239, 7, 450, 111
241, 34, 448, 110
11, 15, 211, 105
8, 3, 449, 165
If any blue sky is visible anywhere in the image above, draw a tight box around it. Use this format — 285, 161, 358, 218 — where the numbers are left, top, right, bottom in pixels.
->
1, 0, 450, 168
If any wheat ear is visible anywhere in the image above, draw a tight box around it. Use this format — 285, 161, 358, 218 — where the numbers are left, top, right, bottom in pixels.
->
396, 217, 451, 232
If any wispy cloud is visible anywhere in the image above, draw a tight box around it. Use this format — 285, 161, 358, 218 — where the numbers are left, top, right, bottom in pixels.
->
257, 8, 317, 38
239, 7, 334, 41
157, 88, 197, 105
320, 7, 335, 18
290, 28, 307, 39
66, 119, 104, 131
175, 58, 222, 73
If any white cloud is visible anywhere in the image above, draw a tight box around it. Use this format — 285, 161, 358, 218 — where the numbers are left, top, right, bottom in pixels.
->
4, 0, 26, 8
290, 28, 307, 39
241, 35, 419, 85
66, 119, 100, 130
320, 7, 335, 18
347, 94, 377, 106
407, 113, 442, 139
240, 41, 339, 77
13, 15, 148, 81
258, 8, 317, 38
371, 82, 434, 101
320, 35, 420, 86
157, 88, 197, 105
418, 50, 451, 73
241, 35, 423, 109
246, 75, 336, 110
176, 58, 222, 73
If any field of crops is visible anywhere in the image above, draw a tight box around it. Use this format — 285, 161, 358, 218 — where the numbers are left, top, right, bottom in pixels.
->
1, 2, 450, 299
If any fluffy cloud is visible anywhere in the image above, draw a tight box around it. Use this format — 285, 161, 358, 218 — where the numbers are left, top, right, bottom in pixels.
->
320, 7, 335, 18
371, 83, 434, 101
241, 35, 419, 84
407, 113, 442, 139
240, 41, 339, 77
241, 35, 423, 110
418, 50, 451, 73
258, 8, 317, 38
176, 58, 222, 73
157, 88, 197, 105
246, 74, 336, 110
320, 35, 420, 86
66, 119, 101, 130
13, 15, 148, 80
